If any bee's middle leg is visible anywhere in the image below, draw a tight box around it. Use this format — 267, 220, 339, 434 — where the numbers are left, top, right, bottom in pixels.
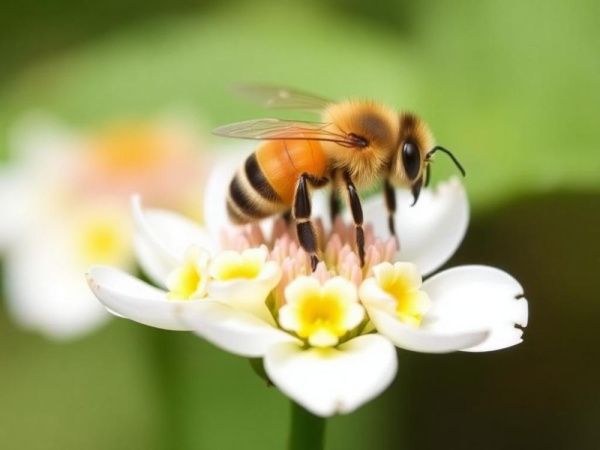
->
343, 171, 366, 267
330, 188, 341, 223
328, 169, 341, 223
294, 173, 320, 271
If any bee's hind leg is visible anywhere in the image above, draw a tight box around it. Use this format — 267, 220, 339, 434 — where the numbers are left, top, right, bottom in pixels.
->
293, 173, 320, 271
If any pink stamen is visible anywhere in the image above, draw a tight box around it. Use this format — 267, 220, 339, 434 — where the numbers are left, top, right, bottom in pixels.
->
219, 217, 397, 310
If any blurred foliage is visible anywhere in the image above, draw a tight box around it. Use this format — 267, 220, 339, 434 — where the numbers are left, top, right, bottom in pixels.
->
0, 298, 161, 449
0, 1, 598, 203
0, 0, 599, 449
0, 0, 218, 84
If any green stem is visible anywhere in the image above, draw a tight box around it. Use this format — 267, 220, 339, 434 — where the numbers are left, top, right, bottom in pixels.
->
288, 401, 326, 450
145, 327, 185, 450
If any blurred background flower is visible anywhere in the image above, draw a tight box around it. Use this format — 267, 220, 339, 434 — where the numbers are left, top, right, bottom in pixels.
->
0, 1, 598, 449
1, 113, 208, 339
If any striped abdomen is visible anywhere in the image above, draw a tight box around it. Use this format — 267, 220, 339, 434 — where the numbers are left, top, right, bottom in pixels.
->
227, 140, 327, 224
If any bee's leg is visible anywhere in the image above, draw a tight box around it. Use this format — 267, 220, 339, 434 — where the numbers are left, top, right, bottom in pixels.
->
328, 170, 341, 223
330, 188, 341, 223
343, 171, 365, 267
384, 179, 399, 246
294, 173, 319, 271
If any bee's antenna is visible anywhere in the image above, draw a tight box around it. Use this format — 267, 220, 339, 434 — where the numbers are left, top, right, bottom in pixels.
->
427, 146, 466, 177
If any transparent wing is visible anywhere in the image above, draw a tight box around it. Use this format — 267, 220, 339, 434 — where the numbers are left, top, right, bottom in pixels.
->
234, 84, 332, 112
213, 118, 367, 148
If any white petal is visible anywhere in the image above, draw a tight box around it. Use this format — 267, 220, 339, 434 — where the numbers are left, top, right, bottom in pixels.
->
344, 303, 366, 330
277, 304, 301, 333
203, 145, 251, 238
206, 279, 276, 325
132, 195, 215, 287
87, 266, 197, 330
358, 278, 397, 314
264, 334, 398, 417
362, 177, 468, 275
0, 167, 32, 251
367, 307, 488, 353
4, 228, 109, 340
422, 265, 528, 352
322, 276, 359, 305
182, 301, 300, 357
283, 276, 320, 306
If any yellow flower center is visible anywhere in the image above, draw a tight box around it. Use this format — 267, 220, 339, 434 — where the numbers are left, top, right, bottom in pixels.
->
168, 262, 202, 300
210, 249, 266, 281
75, 211, 131, 266
279, 277, 364, 348
375, 262, 430, 327
296, 290, 345, 341
215, 259, 261, 280
166, 246, 209, 300
89, 125, 171, 173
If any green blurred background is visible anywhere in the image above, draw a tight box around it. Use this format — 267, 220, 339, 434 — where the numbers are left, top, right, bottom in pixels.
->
1, 0, 599, 449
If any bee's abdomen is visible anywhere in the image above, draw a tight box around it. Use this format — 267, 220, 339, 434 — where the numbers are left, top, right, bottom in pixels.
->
226, 153, 286, 224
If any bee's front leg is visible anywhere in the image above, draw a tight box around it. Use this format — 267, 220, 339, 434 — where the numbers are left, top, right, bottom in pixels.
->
384, 179, 399, 248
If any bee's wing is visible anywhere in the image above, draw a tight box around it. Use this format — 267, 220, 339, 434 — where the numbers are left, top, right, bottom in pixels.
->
234, 84, 332, 112
213, 118, 367, 148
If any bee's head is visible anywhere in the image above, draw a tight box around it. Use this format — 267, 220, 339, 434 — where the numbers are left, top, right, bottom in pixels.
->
389, 113, 432, 204
392, 113, 465, 206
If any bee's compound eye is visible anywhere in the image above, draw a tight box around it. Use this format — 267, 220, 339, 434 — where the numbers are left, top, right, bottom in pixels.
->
402, 140, 421, 180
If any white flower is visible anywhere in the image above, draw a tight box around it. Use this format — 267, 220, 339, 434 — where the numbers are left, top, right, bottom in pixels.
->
89, 196, 283, 330
87, 158, 528, 417
0, 113, 208, 339
5, 201, 133, 338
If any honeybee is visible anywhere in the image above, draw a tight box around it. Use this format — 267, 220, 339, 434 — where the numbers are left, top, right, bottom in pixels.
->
213, 85, 465, 270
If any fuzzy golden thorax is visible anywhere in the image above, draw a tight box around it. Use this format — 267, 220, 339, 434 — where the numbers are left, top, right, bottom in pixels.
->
387, 112, 434, 188
321, 100, 399, 188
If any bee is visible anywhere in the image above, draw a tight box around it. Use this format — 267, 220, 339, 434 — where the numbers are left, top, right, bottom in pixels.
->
213, 85, 465, 270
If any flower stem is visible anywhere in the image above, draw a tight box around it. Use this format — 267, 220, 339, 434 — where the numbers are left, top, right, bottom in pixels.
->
288, 401, 326, 450
145, 327, 186, 450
